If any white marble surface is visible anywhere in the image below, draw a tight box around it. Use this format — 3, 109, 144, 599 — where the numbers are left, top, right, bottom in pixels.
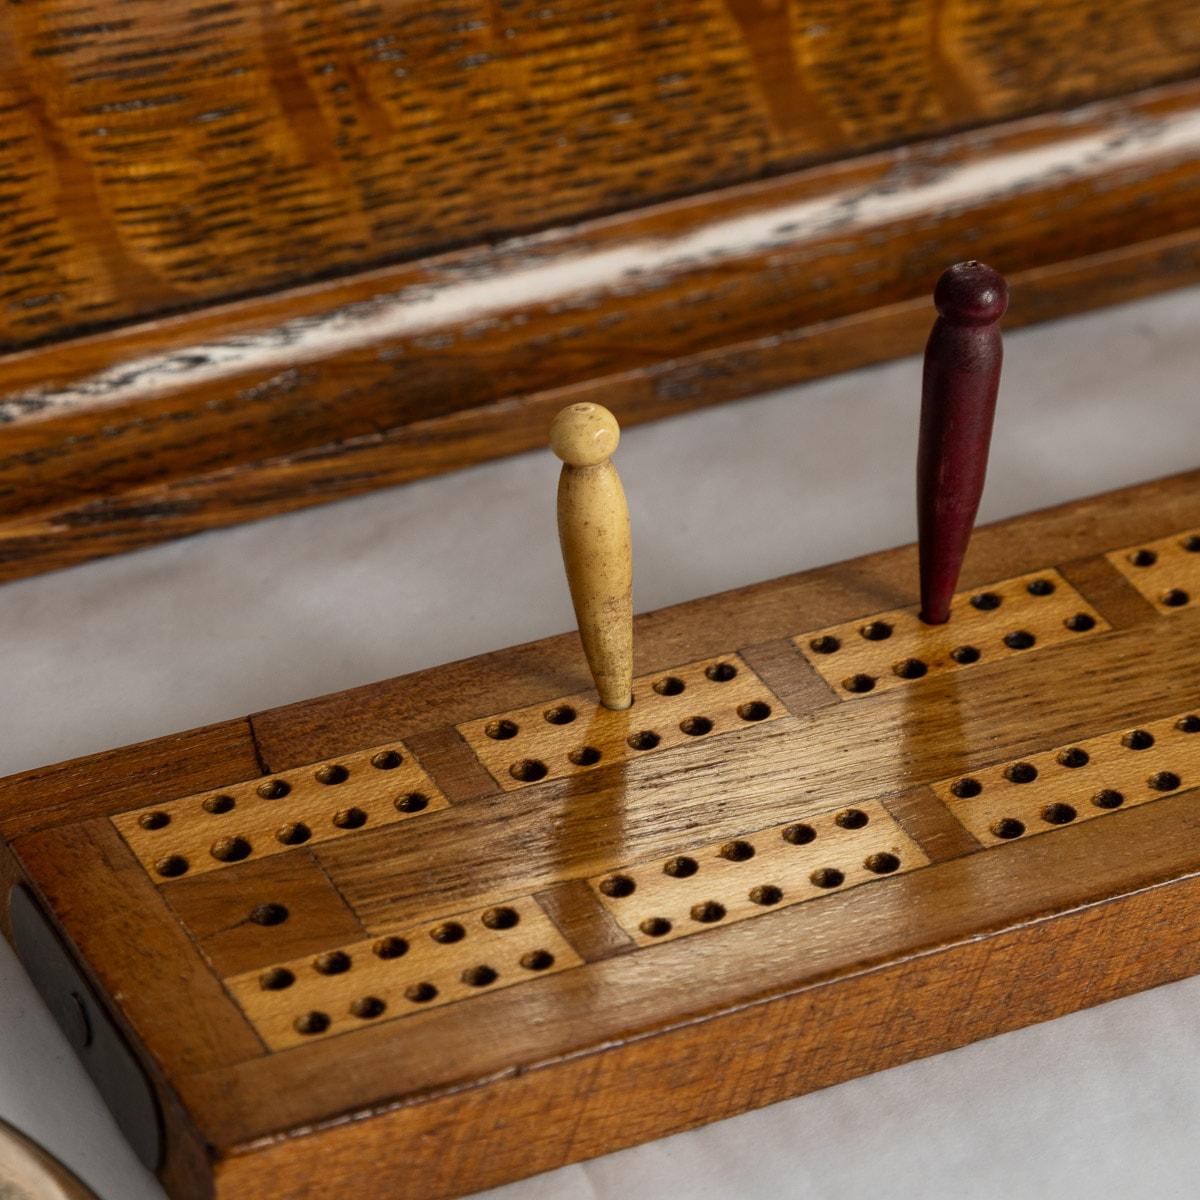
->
2, 284, 1199, 1200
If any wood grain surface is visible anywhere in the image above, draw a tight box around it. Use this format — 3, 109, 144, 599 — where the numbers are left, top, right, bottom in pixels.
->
2, 75, 1200, 583
7, 471, 1200, 1198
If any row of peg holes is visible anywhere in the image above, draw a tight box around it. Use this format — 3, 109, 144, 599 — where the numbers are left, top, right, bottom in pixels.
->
1127, 539, 1200, 607
258, 906, 557, 1035
950, 716, 1199, 839
598, 811, 902, 937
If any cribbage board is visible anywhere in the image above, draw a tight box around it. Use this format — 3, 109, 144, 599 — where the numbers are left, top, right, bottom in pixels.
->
4, 470, 1200, 1200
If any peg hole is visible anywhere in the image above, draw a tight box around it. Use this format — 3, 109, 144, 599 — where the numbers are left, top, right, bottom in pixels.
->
951, 778, 981, 799
991, 818, 1025, 839
211, 837, 251, 863
332, 807, 367, 829
314, 951, 351, 975
351, 996, 386, 1019
256, 779, 290, 800
1003, 630, 1036, 650
1065, 613, 1096, 632
276, 822, 311, 846
521, 949, 555, 970
737, 701, 771, 721
405, 982, 437, 1003
627, 730, 660, 750
315, 764, 348, 785
431, 921, 466, 944
139, 811, 170, 830
481, 906, 519, 930
663, 856, 698, 878
782, 823, 815, 845
652, 676, 685, 696
680, 716, 713, 736
154, 855, 188, 878
705, 662, 737, 682
865, 853, 900, 874
1149, 771, 1181, 792
835, 808, 868, 829
971, 592, 1002, 610
810, 868, 844, 889
1177, 715, 1200, 733
810, 635, 840, 654
260, 967, 294, 991
690, 900, 726, 923
509, 759, 547, 782
599, 874, 635, 898
371, 750, 403, 769
893, 658, 927, 680
544, 705, 577, 724
1128, 549, 1157, 567
250, 903, 288, 926
294, 1012, 330, 1036
719, 839, 755, 862
1092, 789, 1125, 810
486, 719, 519, 740
568, 746, 601, 766
1183, 535, 1200, 552
1041, 803, 1076, 825
1027, 578, 1056, 596
860, 621, 893, 641
202, 794, 235, 814
374, 936, 408, 959
1162, 589, 1190, 608
1004, 762, 1038, 784
1057, 748, 1089, 768
750, 884, 782, 906
843, 673, 876, 694
639, 917, 672, 937
1122, 729, 1155, 750
395, 792, 429, 813
951, 645, 981, 664
462, 965, 498, 988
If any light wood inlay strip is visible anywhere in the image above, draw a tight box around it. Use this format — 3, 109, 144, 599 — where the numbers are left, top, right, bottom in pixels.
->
795, 568, 1107, 698
458, 654, 785, 791
1106, 528, 1200, 613
933, 709, 1200, 843
227, 896, 582, 1051
113, 741, 446, 882
588, 800, 929, 947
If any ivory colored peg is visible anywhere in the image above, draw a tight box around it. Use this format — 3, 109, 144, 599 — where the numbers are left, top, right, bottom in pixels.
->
550, 403, 633, 710
917, 261, 1009, 624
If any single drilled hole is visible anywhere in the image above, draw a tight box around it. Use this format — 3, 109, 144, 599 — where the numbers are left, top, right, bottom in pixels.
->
211, 836, 251, 863
1004, 630, 1036, 650
373, 936, 408, 959
737, 700, 771, 721
782, 823, 816, 845
599, 874, 635, 898
1041, 803, 1077, 825
1183, 535, 1200, 552
1123, 729, 1155, 750
260, 967, 294, 991
276, 821, 311, 846
719, 839, 755, 862
893, 658, 927, 680
663, 855, 698, 878
640, 916, 673, 938
568, 746, 601, 766
315, 764, 348, 785
544, 704, 577, 725
750, 884, 782, 906
202, 794, 235, 814
991, 817, 1025, 839
1005, 762, 1038, 784
810, 867, 844, 889
257, 779, 290, 800
1092, 789, 1125, 810
351, 996, 386, 1019
835, 808, 869, 829
810, 635, 841, 654
705, 662, 737, 682
690, 900, 726, 923
1129, 548, 1158, 567
405, 982, 437, 1003
294, 1012, 330, 1036
860, 621, 893, 641
431, 921, 466, 944
155, 855, 188, 878
139, 811, 170, 830
509, 759, 548, 782
250, 903, 288, 926
1162, 588, 1190, 608
1027, 578, 1056, 596
521, 949, 555, 969
865, 852, 900, 874
951, 645, 981, 664
1177, 715, 1200, 733
627, 730, 660, 750
843, 673, 876, 694
1150, 771, 1181, 792
395, 792, 429, 813
951, 778, 982, 799
680, 716, 713, 736
314, 951, 351, 975
652, 676, 685, 696
971, 592, 1002, 610
462, 965, 498, 987
371, 749, 403, 770
1057, 748, 1090, 768
481, 906, 519, 930
332, 807, 367, 830
485, 719, 518, 740
1065, 613, 1096, 632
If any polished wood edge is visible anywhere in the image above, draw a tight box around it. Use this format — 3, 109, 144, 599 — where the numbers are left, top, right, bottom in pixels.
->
3, 78, 1200, 583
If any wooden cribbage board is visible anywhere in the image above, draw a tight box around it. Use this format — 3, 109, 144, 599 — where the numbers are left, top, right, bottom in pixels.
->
6, 472, 1200, 1200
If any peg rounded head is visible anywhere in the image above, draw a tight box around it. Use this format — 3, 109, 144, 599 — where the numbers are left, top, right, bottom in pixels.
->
551, 403, 620, 467
933, 261, 1008, 327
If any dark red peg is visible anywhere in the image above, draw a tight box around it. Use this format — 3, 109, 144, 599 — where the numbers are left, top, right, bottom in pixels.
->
917, 261, 1008, 624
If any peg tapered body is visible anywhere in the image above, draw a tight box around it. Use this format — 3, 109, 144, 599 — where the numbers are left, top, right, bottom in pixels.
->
551, 403, 633, 710
917, 261, 1009, 625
